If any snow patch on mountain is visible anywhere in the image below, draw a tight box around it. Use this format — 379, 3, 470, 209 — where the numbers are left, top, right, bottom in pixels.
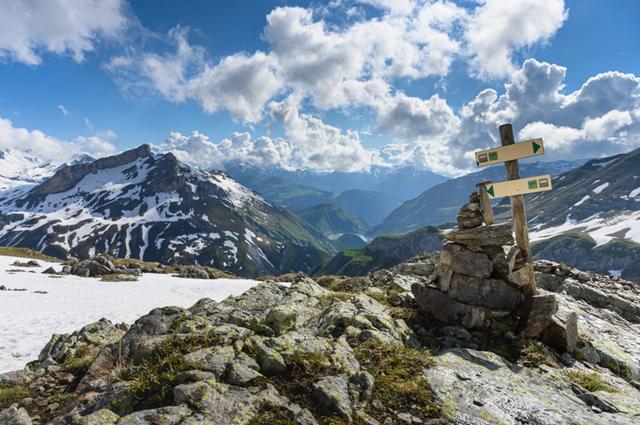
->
531, 210, 640, 246
593, 182, 610, 194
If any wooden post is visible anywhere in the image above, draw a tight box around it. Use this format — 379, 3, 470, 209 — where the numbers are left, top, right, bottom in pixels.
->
477, 181, 494, 225
499, 124, 536, 296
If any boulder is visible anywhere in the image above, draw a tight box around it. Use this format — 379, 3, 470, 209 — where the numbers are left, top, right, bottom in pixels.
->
448, 274, 521, 310
312, 374, 352, 419
0, 407, 32, 425
255, 343, 287, 375
542, 311, 578, 353
518, 293, 558, 337
443, 223, 514, 247
412, 283, 486, 328
439, 243, 493, 279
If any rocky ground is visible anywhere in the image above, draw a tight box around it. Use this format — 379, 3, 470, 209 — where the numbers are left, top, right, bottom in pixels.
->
1, 254, 639, 424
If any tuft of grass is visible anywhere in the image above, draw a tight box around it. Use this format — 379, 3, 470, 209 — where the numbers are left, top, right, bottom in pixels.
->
260, 350, 342, 417
566, 370, 618, 393
0, 246, 61, 261
0, 383, 31, 409
318, 292, 352, 309
121, 331, 218, 409
51, 392, 76, 404
519, 340, 557, 368
62, 345, 97, 376
354, 340, 440, 422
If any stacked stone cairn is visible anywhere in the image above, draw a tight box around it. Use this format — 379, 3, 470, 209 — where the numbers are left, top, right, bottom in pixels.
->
412, 193, 574, 349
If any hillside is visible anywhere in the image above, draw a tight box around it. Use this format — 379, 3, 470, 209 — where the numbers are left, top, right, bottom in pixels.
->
0, 145, 333, 277
512, 149, 640, 281
316, 226, 442, 276
1, 256, 639, 424
370, 159, 584, 237
296, 203, 367, 235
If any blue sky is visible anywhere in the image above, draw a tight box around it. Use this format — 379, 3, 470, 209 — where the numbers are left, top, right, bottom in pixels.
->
0, 0, 639, 175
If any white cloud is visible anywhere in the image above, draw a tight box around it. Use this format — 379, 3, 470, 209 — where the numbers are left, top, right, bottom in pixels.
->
376, 92, 460, 139
185, 52, 283, 123
465, 0, 568, 79
0, 117, 118, 163
57, 105, 71, 118
0, 0, 128, 65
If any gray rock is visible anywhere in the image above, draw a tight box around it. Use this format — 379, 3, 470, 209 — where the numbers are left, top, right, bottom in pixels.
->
439, 243, 493, 279
226, 361, 262, 385
348, 371, 375, 404
0, 407, 32, 425
116, 406, 192, 425
313, 374, 352, 419
443, 223, 514, 247
448, 274, 521, 310
541, 311, 578, 353
412, 283, 486, 328
182, 345, 236, 378
255, 343, 287, 375
265, 305, 297, 336
70, 410, 120, 425
174, 381, 261, 423
427, 348, 640, 425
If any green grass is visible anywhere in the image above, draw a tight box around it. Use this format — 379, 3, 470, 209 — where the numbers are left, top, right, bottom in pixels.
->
566, 370, 618, 393
0, 246, 61, 262
0, 383, 31, 409
354, 340, 440, 422
121, 331, 219, 409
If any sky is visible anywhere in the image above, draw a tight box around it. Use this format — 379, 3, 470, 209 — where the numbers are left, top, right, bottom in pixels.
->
0, 0, 639, 176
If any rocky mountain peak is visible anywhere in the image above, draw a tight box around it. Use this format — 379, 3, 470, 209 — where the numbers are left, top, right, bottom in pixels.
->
0, 144, 333, 276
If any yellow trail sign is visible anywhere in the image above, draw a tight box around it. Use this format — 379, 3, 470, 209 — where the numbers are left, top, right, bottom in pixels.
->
475, 138, 544, 167
484, 175, 552, 199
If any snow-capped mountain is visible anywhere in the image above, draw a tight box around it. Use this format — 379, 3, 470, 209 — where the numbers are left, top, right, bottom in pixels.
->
0, 148, 59, 190
507, 148, 640, 281
0, 145, 333, 277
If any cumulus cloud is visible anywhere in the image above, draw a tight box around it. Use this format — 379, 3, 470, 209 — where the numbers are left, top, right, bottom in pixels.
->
465, 0, 568, 79
0, 0, 128, 65
0, 117, 118, 163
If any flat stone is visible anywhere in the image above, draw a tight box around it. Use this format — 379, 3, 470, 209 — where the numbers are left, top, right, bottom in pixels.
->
448, 274, 521, 310
439, 243, 493, 279
312, 374, 352, 419
443, 223, 514, 247
412, 283, 486, 328
542, 311, 578, 354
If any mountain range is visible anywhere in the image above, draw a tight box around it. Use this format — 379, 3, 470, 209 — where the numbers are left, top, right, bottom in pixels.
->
517, 149, 640, 281
370, 159, 585, 236
0, 145, 333, 277
1, 142, 638, 281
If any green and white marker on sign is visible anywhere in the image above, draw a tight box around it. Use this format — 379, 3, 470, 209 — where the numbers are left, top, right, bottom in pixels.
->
483, 174, 553, 199
475, 138, 544, 167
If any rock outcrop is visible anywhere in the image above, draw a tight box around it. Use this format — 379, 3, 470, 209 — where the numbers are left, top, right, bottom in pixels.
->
1, 255, 639, 424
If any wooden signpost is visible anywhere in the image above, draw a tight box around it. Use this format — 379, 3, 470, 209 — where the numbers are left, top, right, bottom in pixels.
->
474, 124, 553, 308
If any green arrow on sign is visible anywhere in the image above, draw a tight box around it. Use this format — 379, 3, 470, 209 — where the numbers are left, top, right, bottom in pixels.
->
487, 185, 495, 197
532, 141, 541, 154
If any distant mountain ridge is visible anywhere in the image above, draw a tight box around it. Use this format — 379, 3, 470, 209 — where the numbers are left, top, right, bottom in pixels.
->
0, 145, 333, 277
370, 159, 585, 237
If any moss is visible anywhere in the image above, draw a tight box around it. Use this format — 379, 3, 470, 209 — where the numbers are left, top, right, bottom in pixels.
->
566, 370, 618, 393
121, 331, 219, 409
0, 383, 31, 409
354, 340, 441, 422
62, 345, 97, 376
0, 246, 61, 261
